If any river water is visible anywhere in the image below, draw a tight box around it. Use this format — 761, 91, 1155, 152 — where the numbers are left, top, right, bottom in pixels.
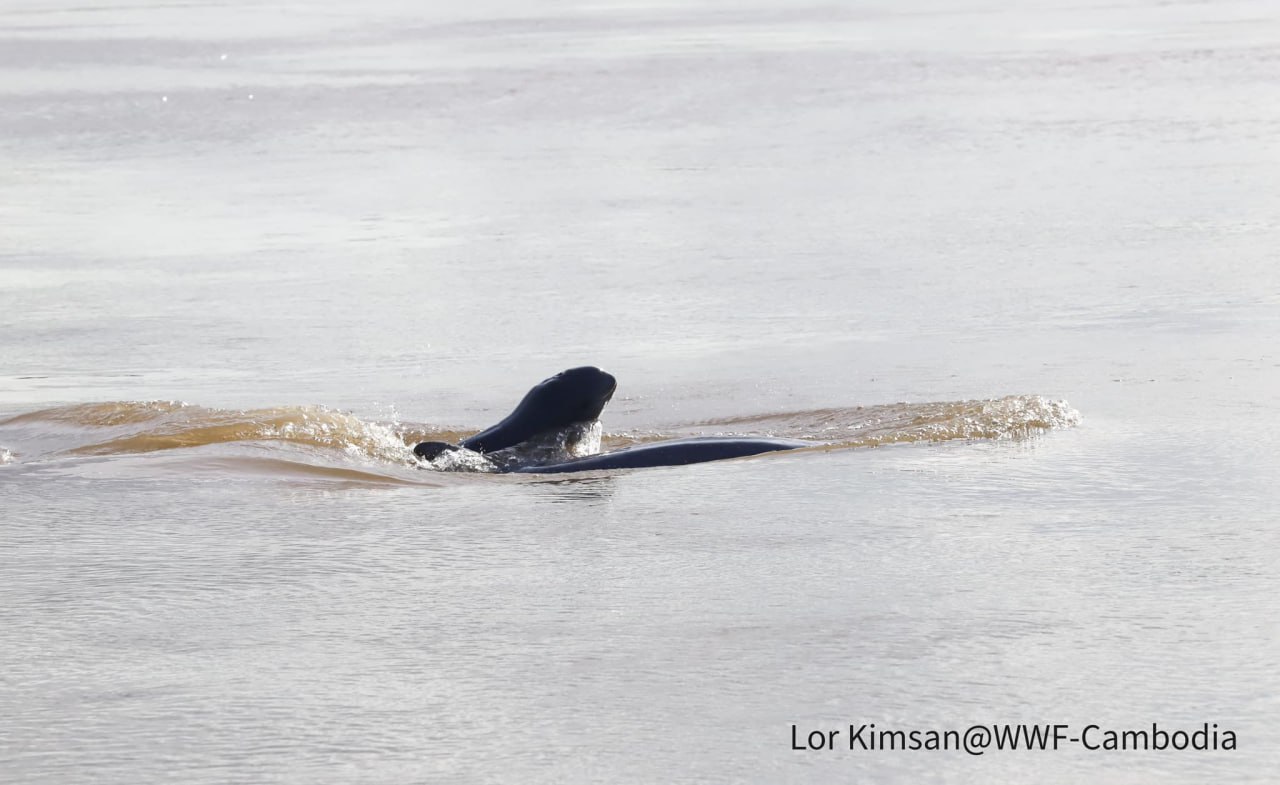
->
2, 1, 1278, 783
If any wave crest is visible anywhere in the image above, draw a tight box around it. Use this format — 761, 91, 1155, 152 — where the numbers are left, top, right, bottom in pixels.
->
652, 395, 1081, 447
2, 401, 416, 464
0, 395, 1080, 473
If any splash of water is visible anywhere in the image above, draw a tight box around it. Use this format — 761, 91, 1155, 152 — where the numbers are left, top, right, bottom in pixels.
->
0, 395, 1081, 477
420, 421, 605, 473
428, 447, 499, 473
671, 395, 1081, 447
484, 421, 604, 470
1, 401, 415, 464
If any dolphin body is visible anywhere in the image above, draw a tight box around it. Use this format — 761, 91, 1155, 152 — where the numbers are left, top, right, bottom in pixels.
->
413, 367, 809, 474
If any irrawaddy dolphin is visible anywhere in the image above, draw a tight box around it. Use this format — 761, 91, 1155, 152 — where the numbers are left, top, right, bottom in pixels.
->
413, 366, 810, 473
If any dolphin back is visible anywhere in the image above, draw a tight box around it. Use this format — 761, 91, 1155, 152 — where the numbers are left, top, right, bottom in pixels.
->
513, 437, 810, 474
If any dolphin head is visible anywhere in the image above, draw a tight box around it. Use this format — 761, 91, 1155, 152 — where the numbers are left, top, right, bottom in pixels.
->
460, 366, 617, 454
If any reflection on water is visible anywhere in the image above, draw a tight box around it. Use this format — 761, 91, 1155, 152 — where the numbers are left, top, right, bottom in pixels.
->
523, 475, 619, 501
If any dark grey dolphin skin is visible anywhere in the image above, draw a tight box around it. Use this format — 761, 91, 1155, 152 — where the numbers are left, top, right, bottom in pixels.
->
462, 366, 617, 453
413, 366, 616, 461
413, 366, 811, 472
511, 436, 810, 474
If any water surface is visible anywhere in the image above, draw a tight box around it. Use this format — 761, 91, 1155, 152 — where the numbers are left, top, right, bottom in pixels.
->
2, 0, 1278, 783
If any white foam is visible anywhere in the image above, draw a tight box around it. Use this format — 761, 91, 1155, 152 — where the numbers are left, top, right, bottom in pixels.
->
428, 447, 497, 473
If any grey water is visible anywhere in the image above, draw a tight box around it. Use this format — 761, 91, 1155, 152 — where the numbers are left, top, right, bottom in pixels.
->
2, 0, 1279, 783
